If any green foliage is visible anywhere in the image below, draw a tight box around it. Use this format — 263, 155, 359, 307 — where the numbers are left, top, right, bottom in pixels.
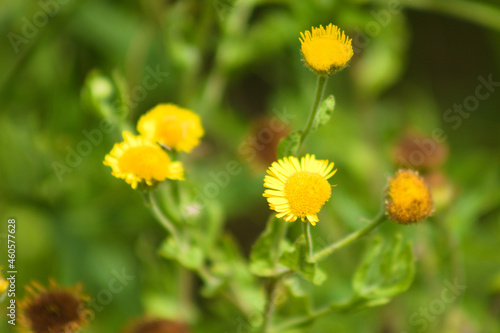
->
250, 216, 289, 277
353, 234, 415, 306
312, 95, 335, 132
279, 235, 327, 286
277, 130, 303, 159
159, 238, 205, 270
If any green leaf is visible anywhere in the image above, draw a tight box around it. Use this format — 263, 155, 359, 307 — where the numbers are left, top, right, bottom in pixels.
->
81, 70, 116, 118
312, 95, 335, 131
279, 235, 326, 285
250, 216, 289, 277
277, 276, 313, 317
158, 238, 204, 270
204, 235, 263, 310
353, 234, 415, 301
277, 131, 302, 159
80, 69, 132, 132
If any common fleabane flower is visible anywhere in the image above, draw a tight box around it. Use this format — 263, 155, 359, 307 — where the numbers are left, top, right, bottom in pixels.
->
263, 154, 336, 226
386, 169, 433, 224
104, 131, 184, 190
299, 23, 353, 76
137, 103, 204, 153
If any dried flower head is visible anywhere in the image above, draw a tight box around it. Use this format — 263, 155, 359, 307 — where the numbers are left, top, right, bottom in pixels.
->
19, 280, 90, 333
386, 169, 433, 224
104, 131, 184, 190
122, 318, 190, 333
263, 154, 336, 226
299, 23, 353, 76
393, 133, 448, 171
137, 103, 204, 153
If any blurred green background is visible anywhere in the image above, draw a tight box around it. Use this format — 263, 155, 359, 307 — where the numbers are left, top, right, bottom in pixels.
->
1, 0, 500, 332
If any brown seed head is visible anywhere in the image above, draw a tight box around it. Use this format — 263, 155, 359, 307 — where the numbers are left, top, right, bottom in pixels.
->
19, 280, 89, 333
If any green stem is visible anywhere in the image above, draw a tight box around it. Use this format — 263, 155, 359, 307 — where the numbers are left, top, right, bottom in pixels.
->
302, 222, 313, 259
144, 192, 181, 242
310, 212, 387, 263
260, 276, 279, 333
260, 271, 292, 333
179, 266, 194, 320
269, 297, 362, 332
259, 215, 290, 333
299, 75, 328, 148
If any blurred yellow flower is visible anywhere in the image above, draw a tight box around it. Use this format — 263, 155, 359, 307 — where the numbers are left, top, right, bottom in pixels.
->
19, 280, 90, 333
0, 268, 8, 295
137, 103, 204, 153
386, 169, 433, 224
300, 23, 353, 76
263, 154, 336, 226
104, 131, 184, 190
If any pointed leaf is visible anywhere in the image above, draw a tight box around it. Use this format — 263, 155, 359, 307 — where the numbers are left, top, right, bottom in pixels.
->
353, 234, 415, 300
279, 235, 326, 285
277, 130, 302, 159
158, 238, 204, 270
250, 216, 288, 276
312, 95, 335, 131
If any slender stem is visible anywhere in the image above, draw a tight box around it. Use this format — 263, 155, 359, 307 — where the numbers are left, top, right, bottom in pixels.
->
270, 307, 331, 333
300, 75, 328, 148
260, 271, 291, 333
302, 222, 313, 259
259, 215, 289, 333
310, 212, 387, 263
179, 266, 194, 320
269, 297, 362, 333
145, 192, 181, 242
260, 277, 279, 333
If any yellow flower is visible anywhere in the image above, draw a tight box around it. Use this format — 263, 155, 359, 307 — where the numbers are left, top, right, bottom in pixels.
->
299, 23, 353, 76
19, 280, 90, 333
386, 169, 433, 224
137, 103, 204, 153
263, 154, 336, 226
0, 268, 8, 295
104, 131, 184, 190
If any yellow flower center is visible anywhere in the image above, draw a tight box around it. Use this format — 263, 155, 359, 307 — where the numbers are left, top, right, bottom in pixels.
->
302, 37, 350, 72
284, 171, 331, 217
157, 116, 187, 146
387, 170, 433, 224
117, 146, 169, 181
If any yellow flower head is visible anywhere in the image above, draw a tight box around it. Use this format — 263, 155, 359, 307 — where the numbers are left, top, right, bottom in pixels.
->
0, 268, 8, 296
19, 280, 90, 333
299, 23, 353, 76
263, 154, 336, 226
104, 131, 184, 190
386, 169, 433, 224
137, 103, 204, 153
